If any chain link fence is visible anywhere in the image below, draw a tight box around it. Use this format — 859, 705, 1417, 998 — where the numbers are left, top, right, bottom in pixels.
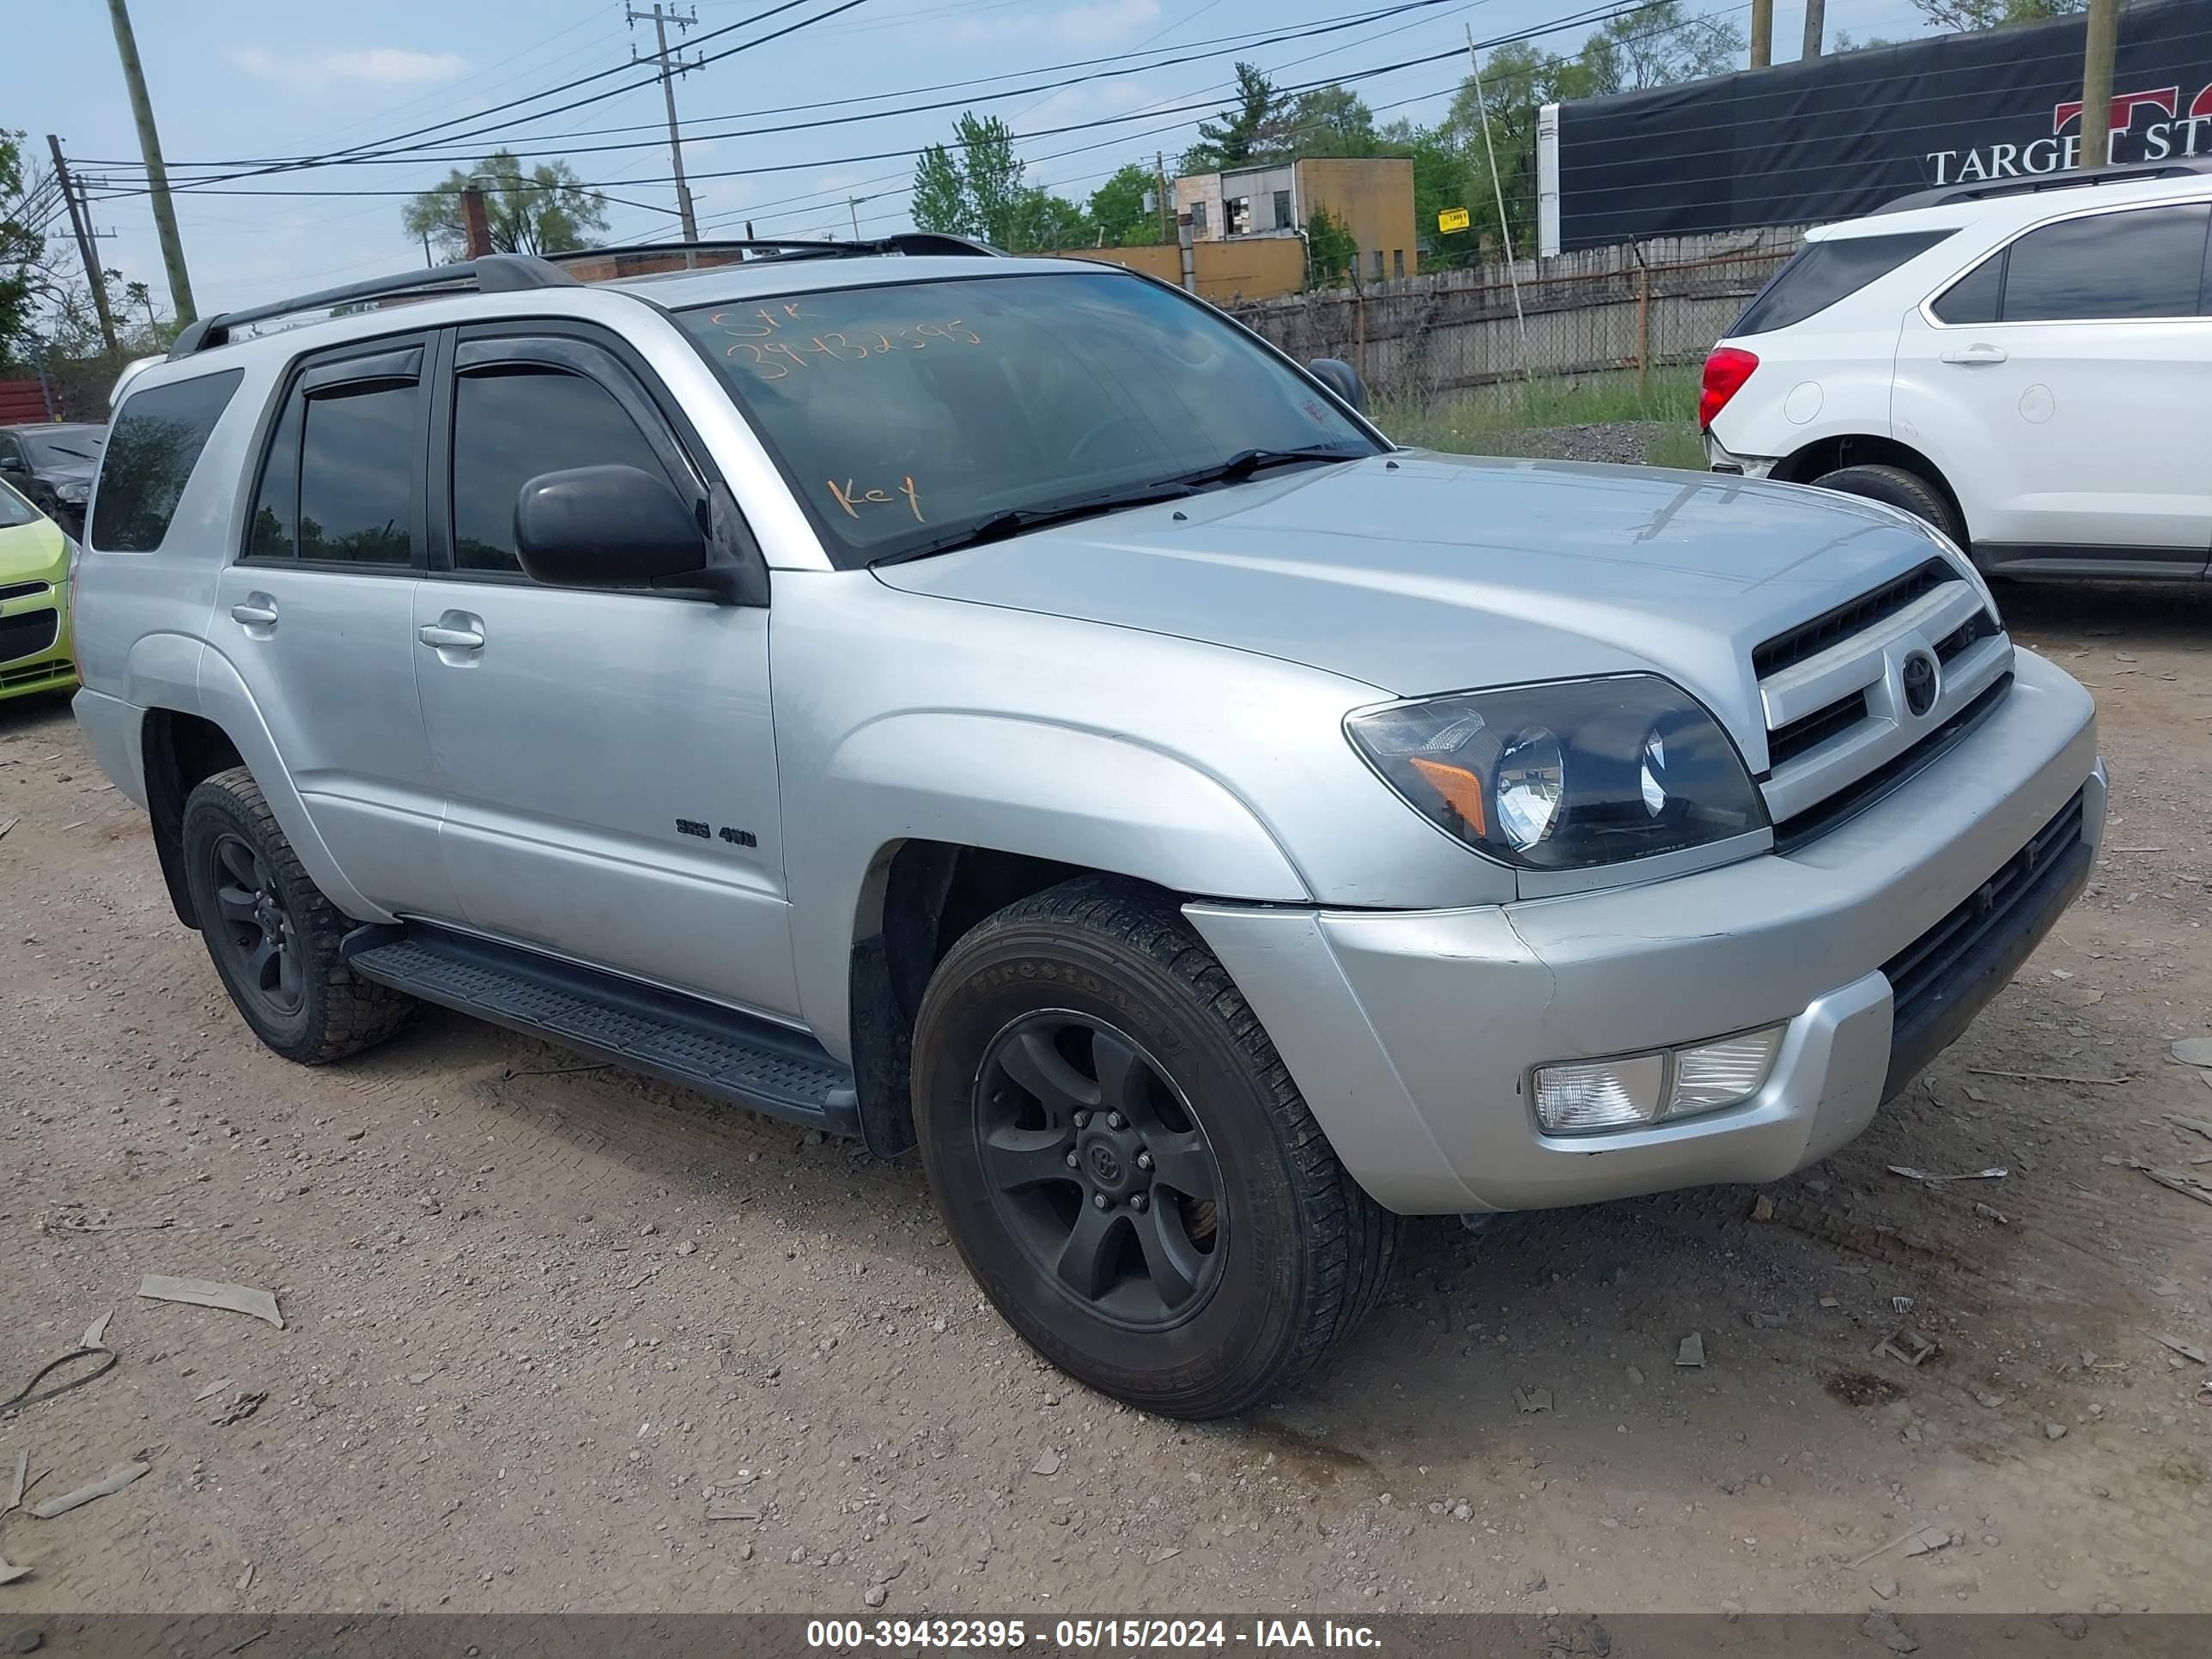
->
1220, 228, 1804, 413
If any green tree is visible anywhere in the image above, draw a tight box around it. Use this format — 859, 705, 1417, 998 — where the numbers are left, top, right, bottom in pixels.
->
1909, 0, 2082, 30
1086, 162, 1163, 246
1305, 208, 1358, 287
1279, 85, 1380, 158
1573, 1, 1745, 94
1, 129, 45, 366
909, 114, 1092, 252
401, 149, 610, 259
1182, 63, 1283, 173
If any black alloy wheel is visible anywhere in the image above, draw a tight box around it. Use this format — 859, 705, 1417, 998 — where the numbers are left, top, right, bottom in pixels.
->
975, 1011, 1226, 1331
207, 830, 306, 1018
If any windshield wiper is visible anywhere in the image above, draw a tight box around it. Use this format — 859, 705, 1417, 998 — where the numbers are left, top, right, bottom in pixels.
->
869, 482, 1194, 568
1171, 446, 1369, 489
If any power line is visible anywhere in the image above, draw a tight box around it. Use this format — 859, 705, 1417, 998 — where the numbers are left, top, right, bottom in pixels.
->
89, 0, 868, 202
86, 0, 1673, 203
106, 0, 1481, 174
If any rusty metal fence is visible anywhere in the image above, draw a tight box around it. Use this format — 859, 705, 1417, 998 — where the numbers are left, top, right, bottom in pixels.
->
1218, 228, 1805, 407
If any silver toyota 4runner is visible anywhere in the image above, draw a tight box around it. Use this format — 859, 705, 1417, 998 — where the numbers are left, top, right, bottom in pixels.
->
70, 240, 2104, 1418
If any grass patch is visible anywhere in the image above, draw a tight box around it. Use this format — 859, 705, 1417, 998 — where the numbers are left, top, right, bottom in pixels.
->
1378, 366, 1705, 471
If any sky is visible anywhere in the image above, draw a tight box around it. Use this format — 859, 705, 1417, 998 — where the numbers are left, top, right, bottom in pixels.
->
13, 0, 1941, 319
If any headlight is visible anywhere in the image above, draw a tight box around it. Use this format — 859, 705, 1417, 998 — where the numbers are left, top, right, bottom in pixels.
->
1346, 675, 1765, 871
57, 480, 90, 503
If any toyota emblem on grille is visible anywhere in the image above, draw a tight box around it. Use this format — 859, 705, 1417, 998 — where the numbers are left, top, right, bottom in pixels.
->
1901, 650, 1940, 718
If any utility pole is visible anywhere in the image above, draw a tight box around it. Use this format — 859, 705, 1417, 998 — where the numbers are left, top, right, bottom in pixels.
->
1467, 26, 1534, 390
1749, 0, 1772, 70
1156, 151, 1171, 243
2080, 0, 2121, 167
629, 3, 701, 241
46, 137, 118, 353
848, 197, 864, 240
105, 0, 196, 324
1801, 0, 1825, 63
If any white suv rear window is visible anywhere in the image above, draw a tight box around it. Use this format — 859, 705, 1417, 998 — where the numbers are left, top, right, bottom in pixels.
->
1730, 231, 1955, 337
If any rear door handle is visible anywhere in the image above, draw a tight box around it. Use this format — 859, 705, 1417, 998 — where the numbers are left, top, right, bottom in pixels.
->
418, 623, 485, 651
229, 601, 278, 627
1940, 343, 2008, 366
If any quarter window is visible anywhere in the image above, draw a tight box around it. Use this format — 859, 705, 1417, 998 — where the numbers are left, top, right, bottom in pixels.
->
1996, 204, 2209, 321
1931, 252, 2003, 325
88, 369, 243, 550
449, 366, 672, 574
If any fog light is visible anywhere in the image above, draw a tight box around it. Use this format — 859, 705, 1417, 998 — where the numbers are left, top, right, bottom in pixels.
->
1534, 1054, 1665, 1134
1667, 1025, 1785, 1117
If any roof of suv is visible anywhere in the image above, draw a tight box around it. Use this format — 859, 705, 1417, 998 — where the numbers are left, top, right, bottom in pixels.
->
151, 235, 1090, 370
1816, 158, 2212, 242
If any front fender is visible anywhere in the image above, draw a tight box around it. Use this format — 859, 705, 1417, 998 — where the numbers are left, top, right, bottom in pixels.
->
194, 647, 395, 926
787, 711, 1310, 1056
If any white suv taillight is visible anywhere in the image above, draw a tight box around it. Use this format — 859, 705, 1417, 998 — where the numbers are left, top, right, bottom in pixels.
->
1698, 347, 1759, 430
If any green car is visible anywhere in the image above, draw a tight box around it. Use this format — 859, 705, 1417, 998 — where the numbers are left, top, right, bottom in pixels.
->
0, 475, 76, 702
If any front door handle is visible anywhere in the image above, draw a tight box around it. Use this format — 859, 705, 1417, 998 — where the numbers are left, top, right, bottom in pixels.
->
229, 601, 278, 627
1940, 343, 2008, 366
418, 623, 485, 651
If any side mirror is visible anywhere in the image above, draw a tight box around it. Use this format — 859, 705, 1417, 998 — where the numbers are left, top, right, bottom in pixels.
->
0, 454, 24, 472
515, 464, 708, 591
1307, 357, 1367, 414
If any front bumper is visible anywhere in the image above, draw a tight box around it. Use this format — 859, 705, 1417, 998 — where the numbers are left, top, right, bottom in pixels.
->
0, 578, 75, 700
1188, 647, 2102, 1214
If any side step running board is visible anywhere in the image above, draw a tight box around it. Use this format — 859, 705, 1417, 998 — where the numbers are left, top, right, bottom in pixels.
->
342, 923, 860, 1137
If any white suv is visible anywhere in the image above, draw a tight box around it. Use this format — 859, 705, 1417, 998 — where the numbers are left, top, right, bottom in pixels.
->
1700, 159, 2212, 580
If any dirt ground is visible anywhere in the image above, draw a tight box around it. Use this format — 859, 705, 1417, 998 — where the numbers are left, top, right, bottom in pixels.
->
1, 580, 2208, 1620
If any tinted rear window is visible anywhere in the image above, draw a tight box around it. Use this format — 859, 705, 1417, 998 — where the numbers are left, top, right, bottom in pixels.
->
90, 370, 243, 550
1731, 231, 1955, 336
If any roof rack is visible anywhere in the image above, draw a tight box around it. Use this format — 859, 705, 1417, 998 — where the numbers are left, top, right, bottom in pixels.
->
168, 252, 578, 358
542, 231, 1004, 265
1875, 156, 2212, 217
166, 233, 1004, 359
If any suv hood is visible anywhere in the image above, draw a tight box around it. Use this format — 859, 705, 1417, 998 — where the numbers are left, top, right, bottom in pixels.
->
873, 452, 1969, 746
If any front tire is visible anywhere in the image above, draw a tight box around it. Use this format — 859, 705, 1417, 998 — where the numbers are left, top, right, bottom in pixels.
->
911, 878, 1397, 1418
180, 765, 415, 1064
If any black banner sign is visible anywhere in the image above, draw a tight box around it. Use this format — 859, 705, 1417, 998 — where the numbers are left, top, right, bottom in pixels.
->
1542, 0, 2212, 252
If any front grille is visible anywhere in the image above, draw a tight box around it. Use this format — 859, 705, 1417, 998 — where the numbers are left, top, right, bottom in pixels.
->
1881, 788, 2087, 1098
1774, 673, 2012, 853
0, 579, 51, 603
1767, 690, 1868, 768
0, 656, 72, 690
0, 607, 60, 665
1934, 610, 1996, 663
1752, 558, 1954, 678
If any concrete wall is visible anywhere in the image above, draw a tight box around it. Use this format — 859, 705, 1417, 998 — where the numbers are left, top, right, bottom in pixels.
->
1045, 238, 1309, 304
1296, 157, 1419, 281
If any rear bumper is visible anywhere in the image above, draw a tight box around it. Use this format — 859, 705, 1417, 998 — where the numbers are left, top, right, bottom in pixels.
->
1188, 647, 2102, 1214
1703, 431, 1779, 479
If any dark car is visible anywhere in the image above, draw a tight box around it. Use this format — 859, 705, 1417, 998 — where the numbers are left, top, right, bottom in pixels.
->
0, 423, 106, 536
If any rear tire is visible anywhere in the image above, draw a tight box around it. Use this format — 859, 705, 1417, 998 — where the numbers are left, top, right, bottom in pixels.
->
181, 765, 415, 1064
1809, 463, 1964, 544
910, 877, 1397, 1419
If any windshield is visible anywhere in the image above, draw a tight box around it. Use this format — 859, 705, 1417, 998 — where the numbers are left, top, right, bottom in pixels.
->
0, 479, 37, 529
22, 428, 105, 466
678, 270, 1376, 567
